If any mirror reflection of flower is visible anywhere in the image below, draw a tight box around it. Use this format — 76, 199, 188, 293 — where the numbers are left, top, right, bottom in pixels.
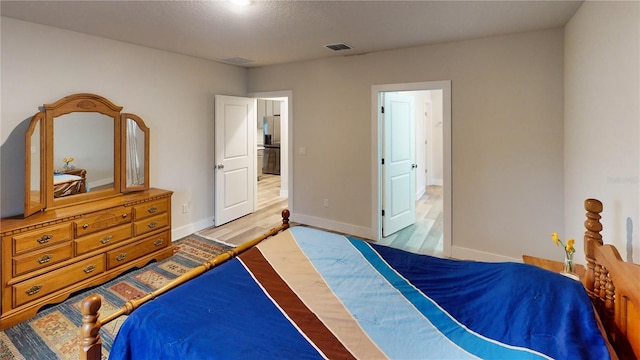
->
62, 157, 75, 171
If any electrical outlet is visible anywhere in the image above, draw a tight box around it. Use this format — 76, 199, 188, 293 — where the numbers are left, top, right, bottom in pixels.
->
323, 199, 329, 207
182, 204, 189, 213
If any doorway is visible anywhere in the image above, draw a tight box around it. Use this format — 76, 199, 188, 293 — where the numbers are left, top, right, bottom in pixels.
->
371, 81, 451, 257
250, 91, 292, 215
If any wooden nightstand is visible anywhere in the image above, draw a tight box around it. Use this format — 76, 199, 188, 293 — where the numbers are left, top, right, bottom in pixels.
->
522, 255, 586, 282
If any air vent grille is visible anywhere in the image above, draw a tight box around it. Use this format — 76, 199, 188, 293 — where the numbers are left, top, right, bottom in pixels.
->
221, 56, 255, 65
325, 43, 352, 51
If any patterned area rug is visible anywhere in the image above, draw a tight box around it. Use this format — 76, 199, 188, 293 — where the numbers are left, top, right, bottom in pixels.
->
0, 234, 231, 360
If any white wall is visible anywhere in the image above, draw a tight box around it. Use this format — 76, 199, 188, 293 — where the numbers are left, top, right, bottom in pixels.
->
430, 90, 444, 186
248, 28, 565, 261
564, 1, 640, 264
0, 18, 247, 240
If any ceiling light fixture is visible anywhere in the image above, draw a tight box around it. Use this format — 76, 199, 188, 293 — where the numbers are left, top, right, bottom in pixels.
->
229, 0, 252, 6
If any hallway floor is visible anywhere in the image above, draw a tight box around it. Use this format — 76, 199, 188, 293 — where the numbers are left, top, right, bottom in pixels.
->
377, 186, 444, 257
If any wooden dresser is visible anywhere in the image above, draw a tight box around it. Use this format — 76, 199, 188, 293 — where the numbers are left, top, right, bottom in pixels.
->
0, 188, 173, 329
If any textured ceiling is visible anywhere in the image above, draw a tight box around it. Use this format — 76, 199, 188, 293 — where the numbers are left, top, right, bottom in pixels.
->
1, 0, 583, 68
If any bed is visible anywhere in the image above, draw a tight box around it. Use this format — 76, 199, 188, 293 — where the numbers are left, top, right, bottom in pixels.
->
79, 200, 640, 360
53, 168, 87, 197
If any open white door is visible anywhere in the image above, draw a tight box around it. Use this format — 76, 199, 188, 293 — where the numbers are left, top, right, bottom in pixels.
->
214, 95, 256, 226
382, 92, 416, 236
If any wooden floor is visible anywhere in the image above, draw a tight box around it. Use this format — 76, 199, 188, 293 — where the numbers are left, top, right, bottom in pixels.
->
196, 174, 287, 247
196, 177, 443, 256
377, 186, 444, 257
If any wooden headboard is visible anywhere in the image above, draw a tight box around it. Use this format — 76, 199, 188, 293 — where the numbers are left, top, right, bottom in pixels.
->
584, 199, 640, 360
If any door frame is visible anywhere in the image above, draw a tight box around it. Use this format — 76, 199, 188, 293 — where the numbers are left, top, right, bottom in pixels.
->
371, 81, 452, 256
248, 90, 293, 214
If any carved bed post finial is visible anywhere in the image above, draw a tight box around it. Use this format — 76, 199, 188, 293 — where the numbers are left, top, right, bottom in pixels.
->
80, 294, 103, 360
282, 209, 290, 229
584, 198, 603, 299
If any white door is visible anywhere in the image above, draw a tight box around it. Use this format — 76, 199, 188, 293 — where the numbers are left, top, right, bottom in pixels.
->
214, 95, 256, 226
382, 92, 416, 237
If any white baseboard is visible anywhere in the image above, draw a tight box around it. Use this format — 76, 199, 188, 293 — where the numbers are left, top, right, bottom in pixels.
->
291, 212, 375, 240
416, 186, 426, 201
171, 217, 214, 242
172, 214, 522, 266
450, 245, 521, 263
280, 189, 288, 198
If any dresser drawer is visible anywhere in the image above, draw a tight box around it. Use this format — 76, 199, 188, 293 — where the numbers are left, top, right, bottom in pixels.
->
134, 199, 168, 221
107, 231, 170, 269
12, 223, 72, 255
13, 242, 73, 277
74, 207, 132, 237
133, 213, 169, 237
75, 224, 132, 256
13, 255, 105, 307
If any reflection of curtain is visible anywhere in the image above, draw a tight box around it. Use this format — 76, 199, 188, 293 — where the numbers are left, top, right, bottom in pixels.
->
126, 120, 142, 185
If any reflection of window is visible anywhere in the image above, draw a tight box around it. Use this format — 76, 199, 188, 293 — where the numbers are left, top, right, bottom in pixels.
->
126, 119, 144, 186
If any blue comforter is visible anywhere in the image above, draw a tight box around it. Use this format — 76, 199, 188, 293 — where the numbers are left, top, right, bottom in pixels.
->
109, 227, 609, 359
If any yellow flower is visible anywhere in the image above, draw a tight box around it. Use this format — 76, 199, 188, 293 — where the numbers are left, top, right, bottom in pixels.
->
551, 233, 576, 256
68, 157, 74, 162
566, 238, 575, 254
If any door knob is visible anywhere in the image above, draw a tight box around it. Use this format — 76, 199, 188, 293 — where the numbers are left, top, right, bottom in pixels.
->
411, 163, 418, 169
215, 164, 225, 169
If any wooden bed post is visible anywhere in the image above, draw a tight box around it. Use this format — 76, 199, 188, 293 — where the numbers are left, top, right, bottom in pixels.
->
80, 294, 103, 360
584, 198, 603, 299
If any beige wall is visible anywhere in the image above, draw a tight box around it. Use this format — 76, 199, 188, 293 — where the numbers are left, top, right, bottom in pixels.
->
0, 18, 247, 239
564, 1, 640, 263
248, 29, 566, 261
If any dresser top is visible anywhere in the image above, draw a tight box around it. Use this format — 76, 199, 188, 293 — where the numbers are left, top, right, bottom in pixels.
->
1, 188, 172, 235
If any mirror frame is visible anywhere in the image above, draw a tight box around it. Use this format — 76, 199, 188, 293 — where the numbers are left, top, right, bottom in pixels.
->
23, 93, 151, 216
24, 112, 46, 217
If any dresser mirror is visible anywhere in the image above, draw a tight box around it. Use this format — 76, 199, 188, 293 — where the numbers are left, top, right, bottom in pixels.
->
23, 93, 150, 217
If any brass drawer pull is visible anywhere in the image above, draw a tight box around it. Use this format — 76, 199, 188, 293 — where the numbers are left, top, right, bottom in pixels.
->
83, 224, 89, 229
122, 213, 128, 218
100, 235, 113, 244
37, 254, 53, 264
84, 264, 97, 274
37, 234, 52, 244
26, 285, 42, 296
115, 253, 127, 261
153, 239, 164, 247
148, 221, 158, 229
147, 207, 158, 214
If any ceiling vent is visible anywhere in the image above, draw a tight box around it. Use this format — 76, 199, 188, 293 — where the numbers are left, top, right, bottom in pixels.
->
325, 43, 352, 51
221, 56, 255, 65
